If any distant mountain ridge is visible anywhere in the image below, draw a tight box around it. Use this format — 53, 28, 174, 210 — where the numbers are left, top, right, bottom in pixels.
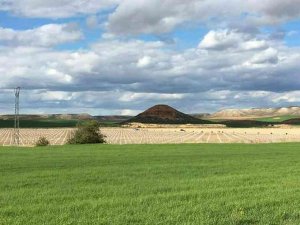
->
1, 105, 300, 123
0, 114, 93, 120
209, 106, 300, 119
94, 115, 132, 122
0, 114, 132, 123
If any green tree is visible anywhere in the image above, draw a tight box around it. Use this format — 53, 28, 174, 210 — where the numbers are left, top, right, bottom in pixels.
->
68, 120, 106, 144
36, 137, 50, 146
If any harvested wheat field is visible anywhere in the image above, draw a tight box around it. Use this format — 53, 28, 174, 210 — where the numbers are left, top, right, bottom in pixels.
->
103, 127, 300, 144
0, 128, 73, 146
1, 127, 300, 146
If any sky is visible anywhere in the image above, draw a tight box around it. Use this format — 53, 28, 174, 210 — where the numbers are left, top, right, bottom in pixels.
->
0, 0, 300, 115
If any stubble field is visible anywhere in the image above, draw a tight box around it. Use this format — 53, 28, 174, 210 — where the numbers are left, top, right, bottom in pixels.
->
1, 127, 300, 146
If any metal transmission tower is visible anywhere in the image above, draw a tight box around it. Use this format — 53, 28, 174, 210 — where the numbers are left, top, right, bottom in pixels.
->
14, 87, 21, 146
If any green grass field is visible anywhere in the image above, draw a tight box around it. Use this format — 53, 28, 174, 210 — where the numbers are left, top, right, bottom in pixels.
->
98, 121, 121, 127
255, 115, 300, 123
0, 119, 79, 128
0, 119, 121, 128
1, 144, 300, 225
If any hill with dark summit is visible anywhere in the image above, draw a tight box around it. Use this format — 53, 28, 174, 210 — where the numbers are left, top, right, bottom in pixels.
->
125, 105, 212, 124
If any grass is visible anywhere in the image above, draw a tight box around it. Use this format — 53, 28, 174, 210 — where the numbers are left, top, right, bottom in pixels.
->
0, 119, 78, 128
255, 115, 300, 123
0, 144, 300, 225
0, 119, 121, 128
98, 121, 121, 127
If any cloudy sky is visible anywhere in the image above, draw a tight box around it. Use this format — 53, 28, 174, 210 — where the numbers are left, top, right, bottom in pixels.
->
1, 0, 300, 115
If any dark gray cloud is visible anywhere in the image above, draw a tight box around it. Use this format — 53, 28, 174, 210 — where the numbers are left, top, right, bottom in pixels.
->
1, 0, 300, 34
257, 0, 300, 20
107, 0, 300, 35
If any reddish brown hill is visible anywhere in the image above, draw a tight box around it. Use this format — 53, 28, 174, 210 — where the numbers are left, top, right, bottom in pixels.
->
125, 105, 212, 124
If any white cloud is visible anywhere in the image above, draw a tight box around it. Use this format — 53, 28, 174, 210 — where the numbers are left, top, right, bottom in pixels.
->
249, 48, 279, 65
46, 69, 73, 84
1, 1, 300, 114
33, 91, 73, 101
0, 46, 76, 89
1, 28, 300, 114
198, 29, 269, 51
107, 0, 246, 34
119, 109, 141, 116
119, 92, 185, 102
0, 23, 82, 47
107, 0, 300, 35
0, 0, 120, 18
199, 30, 244, 50
1, 0, 300, 35
272, 91, 300, 103
241, 40, 268, 51
137, 56, 152, 68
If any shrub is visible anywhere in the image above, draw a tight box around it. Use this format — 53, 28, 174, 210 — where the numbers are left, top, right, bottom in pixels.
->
68, 120, 106, 144
36, 137, 50, 146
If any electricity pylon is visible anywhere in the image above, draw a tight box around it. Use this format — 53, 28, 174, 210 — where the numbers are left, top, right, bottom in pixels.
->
14, 87, 20, 146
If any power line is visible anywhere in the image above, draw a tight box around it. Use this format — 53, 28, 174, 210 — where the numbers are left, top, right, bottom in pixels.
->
14, 87, 20, 146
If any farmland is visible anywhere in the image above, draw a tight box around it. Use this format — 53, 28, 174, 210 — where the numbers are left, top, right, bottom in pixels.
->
0, 119, 123, 128
255, 115, 300, 122
0, 119, 79, 128
0, 128, 73, 146
103, 127, 300, 144
1, 127, 300, 146
1, 143, 300, 225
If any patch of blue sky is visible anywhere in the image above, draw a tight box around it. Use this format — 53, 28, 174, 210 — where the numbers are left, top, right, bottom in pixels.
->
0, 11, 90, 31
171, 26, 208, 49
283, 20, 300, 47
0, 11, 53, 29
260, 20, 300, 47
54, 28, 104, 51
